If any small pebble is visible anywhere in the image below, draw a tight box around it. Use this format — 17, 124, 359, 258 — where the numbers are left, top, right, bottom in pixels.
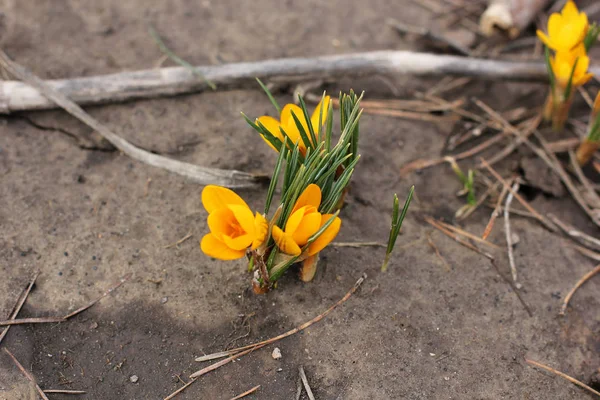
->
277, 368, 283, 372
130, 375, 139, 383
161, 297, 168, 304
64, 252, 68, 256
271, 348, 282, 360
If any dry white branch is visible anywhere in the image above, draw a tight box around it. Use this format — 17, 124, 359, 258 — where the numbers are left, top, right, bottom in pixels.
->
1, 50, 595, 113
481, 0, 551, 38
0, 49, 264, 188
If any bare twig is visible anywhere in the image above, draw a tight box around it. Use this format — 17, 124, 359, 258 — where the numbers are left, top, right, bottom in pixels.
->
0, 273, 131, 326
569, 150, 600, 208
4, 348, 50, 400
436, 220, 500, 249
1, 50, 594, 114
424, 216, 494, 259
299, 366, 316, 400
480, 158, 556, 232
330, 241, 386, 248
43, 389, 86, 395
482, 180, 511, 240
504, 182, 519, 283
525, 359, 600, 397
0, 272, 38, 346
427, 233, 451, 271
566, 243, 600, 261
547, 214, 600, 252
560, 263, 600, 315
0, 49, 264, 189
489, 259, 533, 317
164, 231, 194, 249
229, 385, 260, 400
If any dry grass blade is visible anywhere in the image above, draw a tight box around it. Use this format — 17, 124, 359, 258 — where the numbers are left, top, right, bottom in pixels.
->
4, 348, 50, 400
525, 359, 600, 397
229, 385, 260, 400
400, 130, 508, 176
482, 180, 510, 240
566, 243, 600, 261
387, 18, 473, 56
0, 273, 132, 326
424, 216, 494, 259
560, 263, 600, 315
427, 232, 451, 271
569, 150, 600, 208
435, 220, 500, 249
548, 214, 600, 252
504, 182, 519, 283
480, 158, 556, 232
43, 389, 86, 394
0, 272, 38, 345
361, 107, 459, 122
299, 366, 316, 400
330, 241, 386, 248
164, 231, 193, 249
0, 49, 263, 189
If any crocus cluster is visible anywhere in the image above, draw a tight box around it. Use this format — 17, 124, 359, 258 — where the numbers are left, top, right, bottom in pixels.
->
201, 91, 359, 293
537, 1, 597, 130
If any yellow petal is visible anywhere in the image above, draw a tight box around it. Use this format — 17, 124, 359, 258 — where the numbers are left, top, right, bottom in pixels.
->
292, 184, 322, 214
222, 233, 254, 251
227, 204, 255, 236
308, 214, 341, 256
291, 211, 321, 246
252, 212, 268, 250
285, 206, 308, 235
561, 0, 579, 19
282, 103, 310, 147
257, 116, 283, 152
201, 233, 246, 260
311, 95, 331, 135
547, 13, 562, 42
536, 30, 553, 49
207, 207, 236, 239
202, 185, 248, 214
574, 72, 594, 87
272, 225, 302, 256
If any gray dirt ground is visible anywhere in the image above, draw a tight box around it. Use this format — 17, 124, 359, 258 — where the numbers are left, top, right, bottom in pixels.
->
1, 0, 599, 399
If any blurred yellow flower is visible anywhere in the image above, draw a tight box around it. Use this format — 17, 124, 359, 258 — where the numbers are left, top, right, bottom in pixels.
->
537, 0, 589, 52
271, 184, 341, 256
257, 96, 330, 154
550, 44, 593, 88
200, 185, 268, 260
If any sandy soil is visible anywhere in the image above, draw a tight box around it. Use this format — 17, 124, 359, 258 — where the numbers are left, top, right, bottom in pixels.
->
0, 0, 599, 399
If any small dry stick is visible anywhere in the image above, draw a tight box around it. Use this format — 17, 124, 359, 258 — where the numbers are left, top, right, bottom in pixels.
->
569, 150, 600, 208
427, 233, 451, 271
0, 272, 38, 345
548, 214, 600, 252
4, 348, 50, 400
436, 220, 500, 249
482, 180, 510, 240
229, 385, 260, 400
43, 389, 86, 394
330, 241, 386, 248
480, 158, 556, 232
566, 243, 600, 261
164, 231, 193, 249
504, 182, 519, 283
295, 374, 303, 400
560, 263, 600, 316
424, 217, 494, 259
299, 366, 316, 400
0, 273, 131, 326
525, 359, 600, 397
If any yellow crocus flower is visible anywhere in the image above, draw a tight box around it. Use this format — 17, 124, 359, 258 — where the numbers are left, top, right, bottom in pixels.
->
257, 96, 330, 154
200, 185, 268, 260
537, 0, 589, 52
550, 44, 593, 88
271, 184, 341, 256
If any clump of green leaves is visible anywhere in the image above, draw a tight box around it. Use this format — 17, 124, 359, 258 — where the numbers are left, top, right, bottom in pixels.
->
381, 187, 414, 272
